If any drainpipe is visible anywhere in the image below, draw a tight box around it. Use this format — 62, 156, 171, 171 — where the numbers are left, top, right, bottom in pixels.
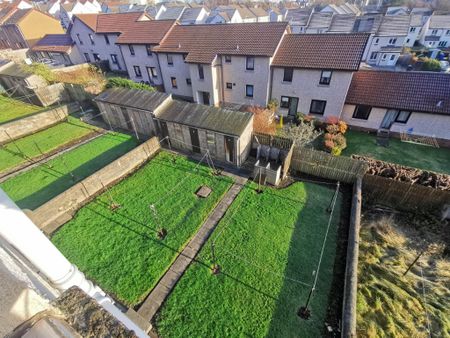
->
0, 188, 149, 338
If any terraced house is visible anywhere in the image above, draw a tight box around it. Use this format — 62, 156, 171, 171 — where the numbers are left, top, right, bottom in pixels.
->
70, 12, 151, 72
152, 22, 289, 106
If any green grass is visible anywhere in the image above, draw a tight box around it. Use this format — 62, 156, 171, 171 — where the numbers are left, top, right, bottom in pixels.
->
154, 181, 343, 338
343, 130, 450, 174
1, 132, 138, 210
51, 152, 233, 306
0, 95, 42, 124
0, 116, 98, 173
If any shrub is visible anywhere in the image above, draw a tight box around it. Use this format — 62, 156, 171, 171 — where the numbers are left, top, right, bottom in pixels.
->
267, 99, 278, 112
249, 105, 276, 135
106, 77, 156, 92
334, 133, 347, 149
326, 124, 340, 134
331, 146, 342, 156
325, 115, 339, 125
324, 140, 335, 150
421, 57, 441, 72
324, 132, 334, 141
21, 63, 56, 83
338, 120, 348, 134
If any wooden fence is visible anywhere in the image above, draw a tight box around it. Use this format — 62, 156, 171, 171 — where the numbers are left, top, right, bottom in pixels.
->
253, 132, 293, 150
363, 174, 450, 211
290, 146, 368, 183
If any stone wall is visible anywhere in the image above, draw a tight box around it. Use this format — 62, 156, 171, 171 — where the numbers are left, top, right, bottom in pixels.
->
0, 104, 77, 144
31, 137, 161, 233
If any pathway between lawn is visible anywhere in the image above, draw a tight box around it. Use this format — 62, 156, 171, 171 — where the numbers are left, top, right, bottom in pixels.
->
137, 171, 248, 322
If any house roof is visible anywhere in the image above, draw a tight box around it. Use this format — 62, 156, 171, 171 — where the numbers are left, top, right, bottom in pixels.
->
74, 11, 146, 33
95, 87, 170, 112
328, 14, 356, 33
353, 14, 383, 33
346, 70, 450, 116
248, 7, 268, 18
272, 33, 369, 71
376, 14, 410, 36
153, 22, 288, 64
285, 8, 310, 24
155, 99, 253, 136
429, 14, 450, 29
0, 4, 18, 24
409, 13, 423, 27
3, 7, 31, 24
179, 7, 204, 22
307, 12, 333, 29
116, 19, 175, 45
157, 6, 185, 20
31, 34, 74, 52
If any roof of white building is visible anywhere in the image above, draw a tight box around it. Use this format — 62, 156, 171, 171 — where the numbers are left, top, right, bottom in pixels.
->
307, 12, 333, 29
429, 14, 450, 29
328, 14, 356, 33
376, 14, 410, 36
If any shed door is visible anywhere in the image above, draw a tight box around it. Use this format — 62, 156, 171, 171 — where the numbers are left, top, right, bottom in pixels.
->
189, 127, 201, 153
225, 136, 234, 163
159, 121, 169, 145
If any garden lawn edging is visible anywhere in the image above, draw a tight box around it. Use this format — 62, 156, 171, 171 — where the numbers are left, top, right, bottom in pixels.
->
30, 137, 161, 233
0, 103, 78, 144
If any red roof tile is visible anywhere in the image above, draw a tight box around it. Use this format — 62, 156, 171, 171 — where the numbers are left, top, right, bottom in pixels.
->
272, 33, 369, 71
346, 70, 450, 115
116, 19, 176, 45
74, 12, 147, 33
153, 22, 288, 64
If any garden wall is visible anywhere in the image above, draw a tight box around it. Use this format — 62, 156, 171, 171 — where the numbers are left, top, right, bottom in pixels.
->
363, 174, 450, 211
34, 83, 94, 107
290, 147, 368, 183
0, 104, 77, 144
31, 137, 161, 234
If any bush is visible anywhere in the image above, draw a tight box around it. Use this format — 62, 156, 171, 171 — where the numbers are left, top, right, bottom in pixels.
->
323, 117, 347, 155
326, 124, 340, 134
267, 99, 278, 112
421, 57, 441, 72
334, 133, 347, 149
331, 146, 342, 156
338, 120, 348, 134
106, 77, 156, 92
21, 63, 56, 83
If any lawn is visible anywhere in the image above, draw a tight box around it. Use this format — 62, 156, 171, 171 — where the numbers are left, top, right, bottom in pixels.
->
0, 95, 42, 124
343, 130, 450, 174
357, 209, 449, 337
51, 152, 233, 306
0, 116, 98, 173
154, 181, 343, 338
1, 132, 138, 210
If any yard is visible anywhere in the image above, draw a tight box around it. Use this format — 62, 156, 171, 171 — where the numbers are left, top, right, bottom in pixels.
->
0, 95, 42, 124
51, 152, 233, 306
0, 116, 98, 173
357, 208, 449, 337
154, 181, 344, 337
1, 132, 138, 210
343, 130, 450, 174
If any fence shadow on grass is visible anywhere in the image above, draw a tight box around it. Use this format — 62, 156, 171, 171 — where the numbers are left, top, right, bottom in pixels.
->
11, 138, 137, 210
265, 183, 341, 338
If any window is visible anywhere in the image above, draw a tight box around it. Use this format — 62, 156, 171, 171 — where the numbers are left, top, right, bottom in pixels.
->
246, 56, 254, 70
410, 27, 416, 33
89, 34, 94, 45
309, 100, 326, 115
76, 33, 83, 45
171, 77, 177, 88
182, 53, 187, 61
280, 96, 290, 108
406, 38, 410, 44
438, 41, 448, 47
84, 53, 90, 62
206, 131, 216, 154
447, 29, 450, 36
186, 78, 191, 85
129, 45, 135, 56
245, 84, 254, 98
93, 53, 100, 61
146, 45, 152, 56
431, 29, 438, 35
352, 105, 372, 120
382, 54, 387, 60
226, 82, 232, 89
198, 64, 204, 80
283, 67, 293, 82
167, 54, 173, 66
370, 52, 378, 60
390, 54, 395, 61
104, 35, 110, 45
388, 38, 397, 44
374, 38, 379, 44
395, 111, 411, 123
224, 55, 231, 63
110, 54, 118, 64
147, 66, 157, 78
319, 70, 332, 85
133, 66, 142, 77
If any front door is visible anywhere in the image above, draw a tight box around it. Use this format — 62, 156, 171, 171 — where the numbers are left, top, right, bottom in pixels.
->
189, 127, 200, 153
224, 136, 234, 163
380, 109, 398, 129
288, 97, 299, 117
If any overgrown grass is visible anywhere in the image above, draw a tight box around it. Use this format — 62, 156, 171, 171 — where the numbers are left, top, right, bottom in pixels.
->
357, 211, 450, 337
52, 152, 233, 306
155, 181, 343, 337
1, 132, 138, 210
343, 130, 450, 174
0, 95, 42, 124
0, 116, 98, 173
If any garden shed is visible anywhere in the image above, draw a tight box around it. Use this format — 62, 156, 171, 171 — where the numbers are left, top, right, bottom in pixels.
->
152, 99, 253, 166
94, 87, 171, 137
